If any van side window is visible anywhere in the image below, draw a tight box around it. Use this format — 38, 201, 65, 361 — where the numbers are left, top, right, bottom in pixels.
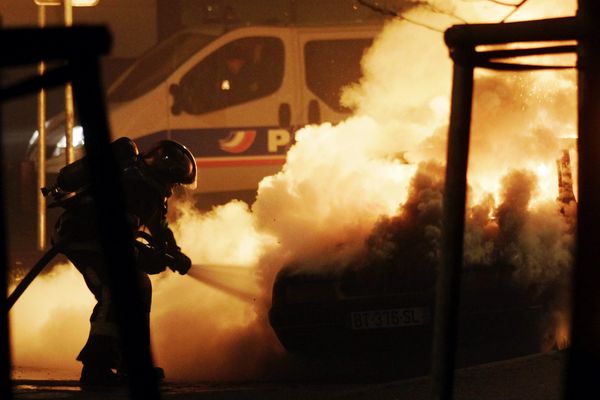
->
304, 39, 373, 113
176, 37, 284, 114
109, 32, 216, 103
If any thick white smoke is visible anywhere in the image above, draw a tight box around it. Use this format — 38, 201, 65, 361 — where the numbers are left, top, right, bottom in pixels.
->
9, 262, 94, 377
150, 19, 456, 381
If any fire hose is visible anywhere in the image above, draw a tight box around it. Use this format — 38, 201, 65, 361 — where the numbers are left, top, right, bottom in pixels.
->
7, 245, 61, 310
135, 232, 259, 302
5, 233, 184, 311
7, 233, 258, 310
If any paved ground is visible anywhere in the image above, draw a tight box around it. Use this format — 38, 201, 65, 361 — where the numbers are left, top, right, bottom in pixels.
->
11, 350, 566, 400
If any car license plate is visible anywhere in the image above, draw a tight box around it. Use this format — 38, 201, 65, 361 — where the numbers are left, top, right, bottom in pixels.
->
350, 307, 428, 330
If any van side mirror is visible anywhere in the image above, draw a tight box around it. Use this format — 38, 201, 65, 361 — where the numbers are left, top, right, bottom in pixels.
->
169, 83, 182, 116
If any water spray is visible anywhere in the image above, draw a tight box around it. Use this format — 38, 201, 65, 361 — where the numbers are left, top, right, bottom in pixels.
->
186, 264, 259, 304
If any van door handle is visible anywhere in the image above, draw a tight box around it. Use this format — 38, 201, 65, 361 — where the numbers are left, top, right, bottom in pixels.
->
278, 103, 291, 127
308, 99, 321, 124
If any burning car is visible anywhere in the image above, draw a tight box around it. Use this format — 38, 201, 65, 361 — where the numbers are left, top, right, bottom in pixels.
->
268, 153, 575, 372
269, 259, 552, 373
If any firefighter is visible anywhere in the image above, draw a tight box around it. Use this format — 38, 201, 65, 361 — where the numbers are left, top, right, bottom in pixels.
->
49, 138, 195, 386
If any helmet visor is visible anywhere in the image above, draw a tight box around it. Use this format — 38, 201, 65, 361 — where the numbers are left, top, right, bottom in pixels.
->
144, 140, 197, 189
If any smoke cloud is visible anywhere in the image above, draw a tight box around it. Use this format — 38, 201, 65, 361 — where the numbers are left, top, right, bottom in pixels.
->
9, 262, 94, 377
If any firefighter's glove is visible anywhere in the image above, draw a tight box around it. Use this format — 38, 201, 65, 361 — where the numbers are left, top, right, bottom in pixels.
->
169, 251, 191, 275
135, 243, 167, 275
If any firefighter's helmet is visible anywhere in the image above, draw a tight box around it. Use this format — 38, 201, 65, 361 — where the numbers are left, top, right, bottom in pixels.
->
143, 140, 197, 188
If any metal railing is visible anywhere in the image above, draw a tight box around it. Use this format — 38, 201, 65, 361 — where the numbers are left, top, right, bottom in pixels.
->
434, 5, 600, 399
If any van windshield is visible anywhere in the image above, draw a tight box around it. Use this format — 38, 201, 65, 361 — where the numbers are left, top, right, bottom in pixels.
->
108, 31, 218, 103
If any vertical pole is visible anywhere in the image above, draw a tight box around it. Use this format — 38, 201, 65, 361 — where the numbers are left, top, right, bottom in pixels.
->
69, 54, 160, 400
64, 0, 75, 164
0, 17, 13, 400
431, 47, 474, 400
565, 3, 600, 398
37, 5, 47, 251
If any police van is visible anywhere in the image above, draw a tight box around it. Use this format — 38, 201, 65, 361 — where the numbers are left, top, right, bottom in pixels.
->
28, 23, 383, 193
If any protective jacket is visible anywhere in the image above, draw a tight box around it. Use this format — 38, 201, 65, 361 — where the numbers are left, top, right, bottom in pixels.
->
49, 137, 190, 372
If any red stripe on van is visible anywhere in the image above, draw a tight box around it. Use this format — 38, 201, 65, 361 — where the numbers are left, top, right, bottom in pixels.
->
198, 157, 286, 168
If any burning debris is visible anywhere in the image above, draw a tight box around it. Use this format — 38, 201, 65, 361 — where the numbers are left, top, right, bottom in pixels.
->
557, 149, 576, 209
366, 162, 574, 290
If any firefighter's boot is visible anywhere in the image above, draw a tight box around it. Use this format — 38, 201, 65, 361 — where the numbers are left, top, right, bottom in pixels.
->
79, 364, 125, 388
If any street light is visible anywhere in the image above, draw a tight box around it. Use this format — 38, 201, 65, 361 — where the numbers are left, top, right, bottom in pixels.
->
33, 0, 100, 250
35, 0, 100, 6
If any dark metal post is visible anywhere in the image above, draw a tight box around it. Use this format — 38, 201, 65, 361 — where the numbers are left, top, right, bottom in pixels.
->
565, 3, 600, 398
431, 46, 474, 400
0, 32, 13, 398
444, 17, 578, 47
69, 55, 160, 399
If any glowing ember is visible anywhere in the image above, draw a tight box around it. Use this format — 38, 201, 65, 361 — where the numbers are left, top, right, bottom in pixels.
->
555, 321, 571, 350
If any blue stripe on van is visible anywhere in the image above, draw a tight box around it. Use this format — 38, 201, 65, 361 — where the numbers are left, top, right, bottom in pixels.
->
131, 127, 295, 167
